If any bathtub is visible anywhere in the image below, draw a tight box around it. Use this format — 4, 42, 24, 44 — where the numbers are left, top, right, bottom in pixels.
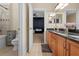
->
0, 35, 6, 48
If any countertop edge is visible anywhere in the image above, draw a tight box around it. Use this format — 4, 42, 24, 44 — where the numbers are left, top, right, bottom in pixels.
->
47, 30, 79, 43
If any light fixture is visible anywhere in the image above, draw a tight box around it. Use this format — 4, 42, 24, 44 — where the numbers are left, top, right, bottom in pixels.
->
55, 3, 69, 10
50, 13, 56, 17
55, 3, 64, 10
48, 13, 56, 20
60, 3, 69, 9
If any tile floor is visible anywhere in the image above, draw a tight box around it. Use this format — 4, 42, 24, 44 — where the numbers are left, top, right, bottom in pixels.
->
0, 33, 52, 56
26, 33, 52, 56
0, 46, 18, 56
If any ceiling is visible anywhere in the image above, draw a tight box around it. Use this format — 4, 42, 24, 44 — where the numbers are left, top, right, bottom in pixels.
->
32, 3, 57, 11
65, 3, 79, 9
32, 3, 79, 12
0, 3, 9, 8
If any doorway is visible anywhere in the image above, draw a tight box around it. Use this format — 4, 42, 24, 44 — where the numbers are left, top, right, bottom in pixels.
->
33, 9, 44, 44
0, 3, 18, 56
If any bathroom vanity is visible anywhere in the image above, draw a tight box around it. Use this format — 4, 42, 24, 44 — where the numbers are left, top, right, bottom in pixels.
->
47, 30, 79, 56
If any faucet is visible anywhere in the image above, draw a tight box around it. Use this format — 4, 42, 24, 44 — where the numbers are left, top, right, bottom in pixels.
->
65, 25, 69, 36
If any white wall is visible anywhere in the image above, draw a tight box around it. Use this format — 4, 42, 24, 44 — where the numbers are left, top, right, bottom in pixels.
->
44, 10, 48, 43
33, 10, 44, 17
0, 4, 10, 34
76, 10, 79, 29
10, 3, 19, 31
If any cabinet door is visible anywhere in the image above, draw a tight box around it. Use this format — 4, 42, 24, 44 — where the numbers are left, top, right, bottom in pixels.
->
65, 40, 70, 56
47, 32, 52, 48
57, 35, 66, 56
51, 35, 56, 55
47, 32, 57, 56
68, 40, 79, 56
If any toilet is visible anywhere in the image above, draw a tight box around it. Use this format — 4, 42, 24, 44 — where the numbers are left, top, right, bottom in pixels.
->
11, 37, 18, 51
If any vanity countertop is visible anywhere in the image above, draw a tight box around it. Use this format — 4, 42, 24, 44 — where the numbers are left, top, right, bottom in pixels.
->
47, 30, 79, 42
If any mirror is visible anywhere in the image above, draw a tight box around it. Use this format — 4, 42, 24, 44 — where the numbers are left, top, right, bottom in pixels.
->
48, 13, 63, 24
55, 14, 62, 23
66, 9, 76, 29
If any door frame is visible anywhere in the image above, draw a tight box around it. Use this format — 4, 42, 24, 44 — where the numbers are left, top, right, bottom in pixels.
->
18, 3, 27, 56
33, 8, 47, 43
28, 3, 34, 52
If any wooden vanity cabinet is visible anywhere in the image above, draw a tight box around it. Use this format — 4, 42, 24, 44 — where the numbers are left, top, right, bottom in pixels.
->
47, 32, 66, 56
66, 40, 79, 56
47, 31, 79, 56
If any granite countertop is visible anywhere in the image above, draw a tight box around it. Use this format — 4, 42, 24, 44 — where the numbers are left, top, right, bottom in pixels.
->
47, 30, 79, 42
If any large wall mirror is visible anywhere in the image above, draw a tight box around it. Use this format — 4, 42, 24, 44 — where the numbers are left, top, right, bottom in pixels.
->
66, 9, 76, 29
48, 13, 63, 24
55, 14, 62, 23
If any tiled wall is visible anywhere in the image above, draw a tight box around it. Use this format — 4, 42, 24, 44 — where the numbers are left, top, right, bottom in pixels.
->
0, 4, 10, 34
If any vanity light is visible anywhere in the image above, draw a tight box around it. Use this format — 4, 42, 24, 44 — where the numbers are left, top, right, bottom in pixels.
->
50, 13, 56, 17
55, 3, 64, 10
48, 13, 56, 20
60, 3, 69, 9
55, 3, 69, 10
